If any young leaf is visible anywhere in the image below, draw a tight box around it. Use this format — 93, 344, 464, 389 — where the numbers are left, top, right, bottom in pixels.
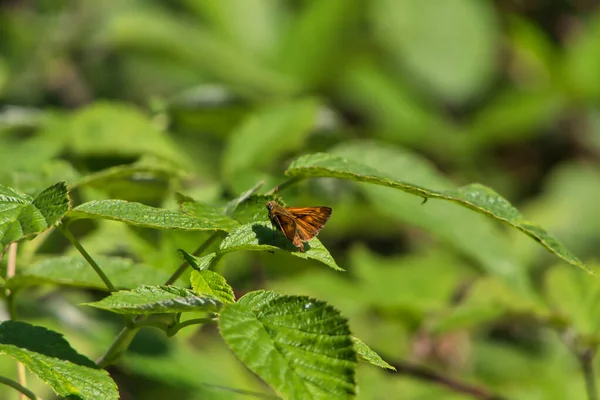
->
190, 269, 235, 304
351, 336, 396, 371
6, 255, 171, 290
0, 321, 118, 400
219, 290, 357, 399
82, 285, 222, 314
0, 182, 70, 247
285, 153, 589, 274
68, 200, 239, 232
219, 221, 342, 271
180, 250, 218, 271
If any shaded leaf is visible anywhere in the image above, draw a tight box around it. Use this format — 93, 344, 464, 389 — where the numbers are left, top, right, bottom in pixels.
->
180, 201, 240, 229
285, 152, 588, 274
219, 290, 357, 399
351, 336, 395, 370
7, 255, 171, 290
82, 285, 222, 314
219, 221, 342, 271
0, 321, 118, 400
0, 182, 70, 247
69, 200, 238, 232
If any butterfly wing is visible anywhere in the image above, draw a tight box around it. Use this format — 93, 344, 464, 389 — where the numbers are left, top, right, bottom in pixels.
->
268, 209, 298, 243
285, 207, 332, 241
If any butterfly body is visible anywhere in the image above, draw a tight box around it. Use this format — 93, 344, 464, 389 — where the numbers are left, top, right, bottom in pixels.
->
266, 201, 332, 252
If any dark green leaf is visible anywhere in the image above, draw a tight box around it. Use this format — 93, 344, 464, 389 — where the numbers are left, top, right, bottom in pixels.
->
219, 290, 357, 399
82, 285, 222, 314
0, 321, 118, 400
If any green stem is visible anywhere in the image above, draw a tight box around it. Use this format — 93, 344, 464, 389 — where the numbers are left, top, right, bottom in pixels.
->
0, 375, 38, 400
133, 319, 171, 332
97, 232, 222, 367
580, 347, 598, 400
265, 177, 303, 195
165, 231, 223, 285
96, 324, 141, 368
167, 317, 216, 336
58, 223, 116, 292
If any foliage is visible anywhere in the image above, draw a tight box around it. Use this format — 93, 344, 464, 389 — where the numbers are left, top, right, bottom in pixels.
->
1, 1, 600, 400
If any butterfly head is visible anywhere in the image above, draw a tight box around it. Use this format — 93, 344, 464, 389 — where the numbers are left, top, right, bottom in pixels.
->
266, 201, 277, 212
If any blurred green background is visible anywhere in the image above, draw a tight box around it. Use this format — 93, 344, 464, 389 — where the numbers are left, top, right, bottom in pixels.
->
2, 0, 600, 399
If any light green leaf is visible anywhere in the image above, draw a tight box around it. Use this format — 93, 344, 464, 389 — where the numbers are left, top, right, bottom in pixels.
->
230, 195, 274, 224
190, 269, 235, 305
64, 102, 190, 167
222, 98, 319, 183
219, 221, 342, 271
0, 182, 70, 247
6, 255, 171, 290
544, 263, 600, 339
370, 0, 498, 103
82, 285, 222, 314
0, 321, 118, 400
351, 336, 395, 371
285, 152, 588, 274
219, 290, 357, 399
71, 160, 187, 190
180, 250, 218, 272
68, 200, 238, 231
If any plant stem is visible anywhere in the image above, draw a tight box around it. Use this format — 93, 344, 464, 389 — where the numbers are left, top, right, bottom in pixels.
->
0, 375, 38, 400
580, 347, 598, 400
58, 223, 116, 292
97, 233, 222, 367
265, 177, 303, 195
168, 317, 216, 336
388, 359, 508, 400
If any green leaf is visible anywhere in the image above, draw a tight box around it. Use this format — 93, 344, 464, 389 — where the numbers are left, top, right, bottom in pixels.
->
351, 336, 395, 371
230, 195, 275, 224
0, 182, 70, 247
0, 321, 118, 400
180, 201, 240, 229
222, 98, 319, 183
180, 250, 218, 272
82, 285, 222, 314
285, 152, 589, 274
64, 102, 190, 167
544, 264, 600, 339
370, 0, 498, 103
219, 221, 342, 271
68, 200, 238, 232
6, 255, 171, 290
219, 290, 357, 399
190, 269, 235, 304
71, 160, 187, 190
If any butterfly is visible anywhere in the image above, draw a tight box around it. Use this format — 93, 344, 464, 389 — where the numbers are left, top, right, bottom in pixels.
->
266, 201, 332, 252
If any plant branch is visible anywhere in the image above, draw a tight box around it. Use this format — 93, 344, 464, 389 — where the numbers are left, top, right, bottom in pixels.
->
580, 347, 598, 400
167, 317, 216, 336
58, 223, 116, 292
0, 375, 38, 400
388, 359, 508, 400
265, 177, 303, 195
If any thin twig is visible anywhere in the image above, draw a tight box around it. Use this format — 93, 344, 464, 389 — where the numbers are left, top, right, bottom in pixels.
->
58, 223, 116, 292
265, 177, 303, 195
0, 375, 38, 400
388, 360, 509, 400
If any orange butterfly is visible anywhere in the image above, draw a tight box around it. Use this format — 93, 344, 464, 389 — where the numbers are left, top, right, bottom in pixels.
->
266, 201, 332, 252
